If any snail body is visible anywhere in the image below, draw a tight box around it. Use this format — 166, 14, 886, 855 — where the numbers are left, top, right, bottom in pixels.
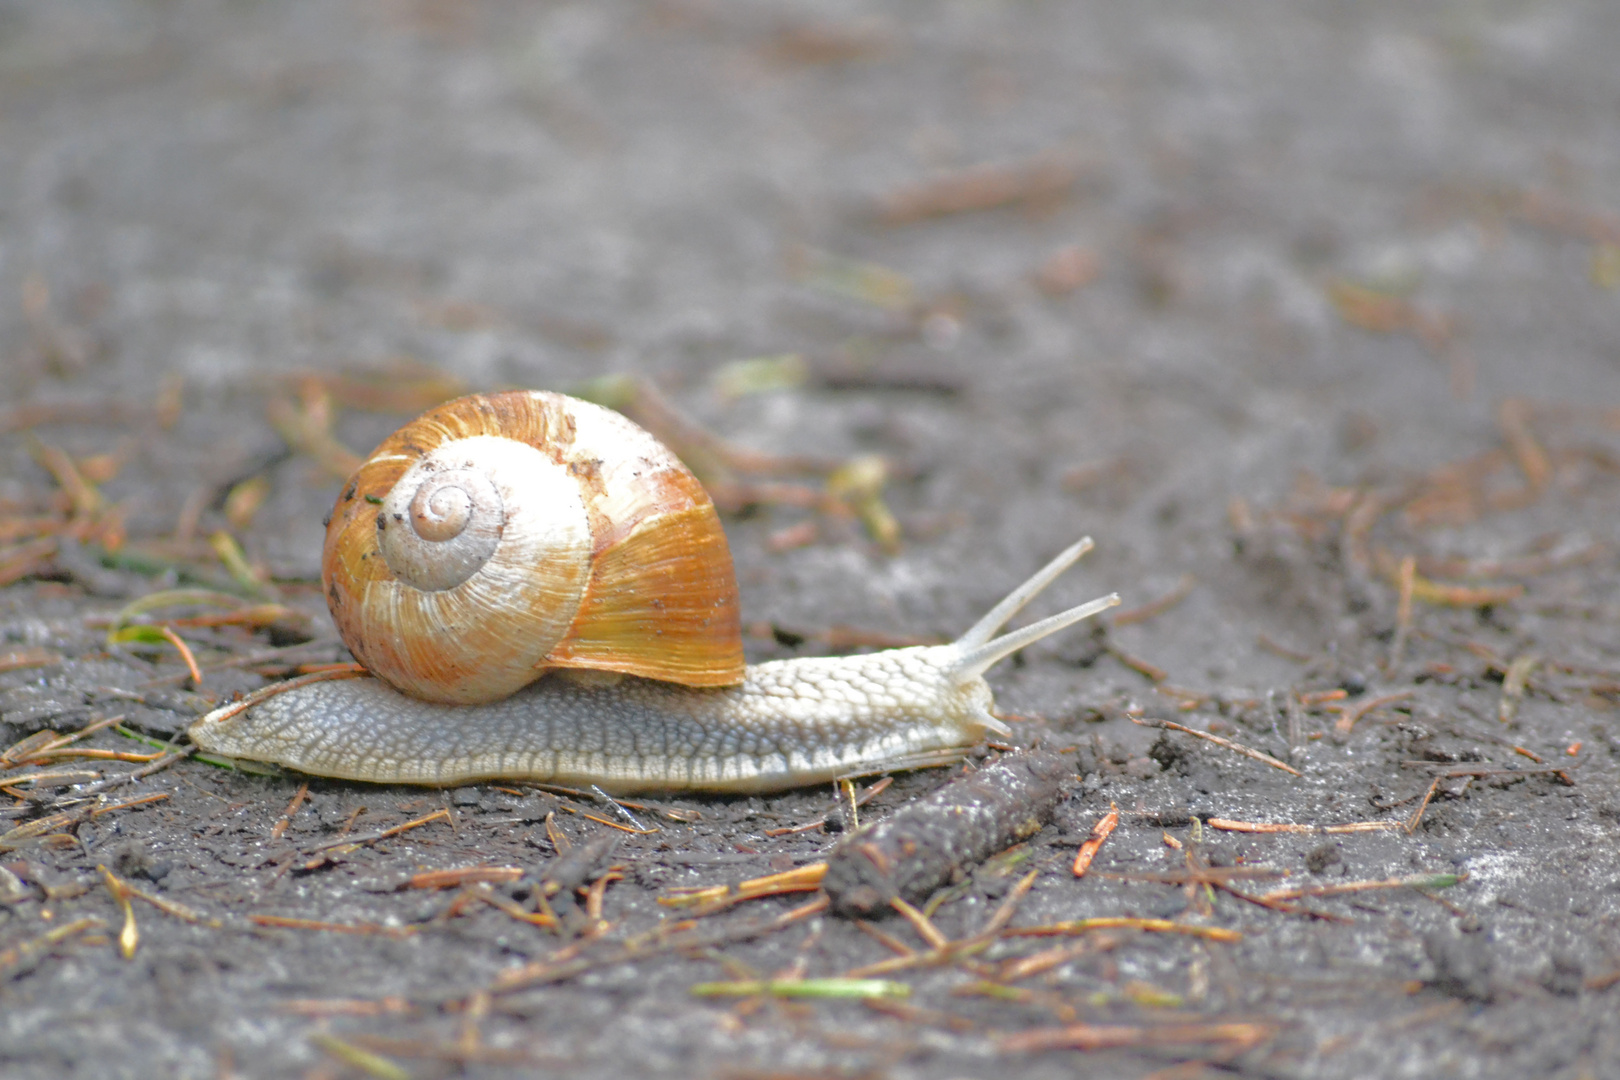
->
189, 391, 1117, 793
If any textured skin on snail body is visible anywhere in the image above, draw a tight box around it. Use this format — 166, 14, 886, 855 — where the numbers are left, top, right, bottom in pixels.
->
189, 390, 1119, 792
192, 648, 994, 792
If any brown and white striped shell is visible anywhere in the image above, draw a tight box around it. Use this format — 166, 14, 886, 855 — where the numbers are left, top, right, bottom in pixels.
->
320, 390, 744, 705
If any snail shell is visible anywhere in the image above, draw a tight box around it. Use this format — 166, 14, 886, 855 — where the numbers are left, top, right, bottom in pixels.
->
322, 390, 743, 705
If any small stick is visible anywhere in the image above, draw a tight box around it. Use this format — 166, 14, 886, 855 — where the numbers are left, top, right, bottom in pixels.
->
1388, 555, 1416, 670
95, 791, 170, 814
558, 806, 660, 834
2, 715, 125, 766
1407, 577, 1523, 606
689, 977, 910, 1000
1286, 691, 1304, 758
0, 792, 170, 851
278, 998, 413, 1017
1130, 716, 1301, 777
457, 987, 491, 1061
477, 889, 558, 930
676, 879, 828, 918
584, 870, 621, 924
157, 627, 203, 687
1112, 575, 1197, 627
589, 785, 650, 832
980, 869, 1040, 937
28, 437, 103, 518
874, 153, 1083, 225
0, 732, 58, 769
101, 863, 216, 926
855, 919, 917, 959
764, 776, 893, 836
543, 811, 570, 852
1257, 634, 1314, 663
1, 400, 156, 434
64, 748, 191, 799
1102, 866, 1283, 886
0, 916, 106, 980
303, 807, 449, 854
341, 1033, 538, 1069
309, 1033, 409, 1080
1585, 970, 1620, 993
1072, 802, 1119, 877
1406, 777, 1443, 834
889, 896, 950, 951
1000, 1019, 1276, 1055
15, 747, 162, 765
269, 781, 310, 841
250, 915, 418, 938
1216, 882, 1347, 921
331, 806, 367, 843
1206, 818, 1402, 835
1107, 645, 1168, 683
1497, 399, 1551, 490
841, 870, 1039, 979
97, 865, 140, 958
502, 781, 699, 822
490, 894, 829, 994
660, 863, 828, 911
994, 941, 1095, 983
265, 392, 363, 480
136, 639, 345, 690
1499, 654, 1539, 724
1333, 690, 1414, 734
1004, 918, 1240, 943
406, 866, 524, 890
191, 666, 367, 730
1263, 872, 1466, 902
2, 767, 103, 793
822, 751, 1071, 917
732, 866, 827, 897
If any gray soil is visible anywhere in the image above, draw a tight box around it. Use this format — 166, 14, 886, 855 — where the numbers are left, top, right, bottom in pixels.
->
3, 2, 1620, 1077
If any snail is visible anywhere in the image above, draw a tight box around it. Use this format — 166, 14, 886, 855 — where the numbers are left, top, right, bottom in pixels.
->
188, 390, 1118, 792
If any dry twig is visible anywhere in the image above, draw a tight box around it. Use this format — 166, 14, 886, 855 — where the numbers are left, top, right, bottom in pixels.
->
1072, 802, 1119, 877
1130, 715, 1301, 777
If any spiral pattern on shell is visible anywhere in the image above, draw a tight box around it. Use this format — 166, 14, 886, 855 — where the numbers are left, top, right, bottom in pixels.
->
321, 391, 745, 705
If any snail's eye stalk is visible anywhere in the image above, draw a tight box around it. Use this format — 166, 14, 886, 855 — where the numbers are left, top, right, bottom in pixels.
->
946, 537, 1118, 683
947, 594, 1120, 684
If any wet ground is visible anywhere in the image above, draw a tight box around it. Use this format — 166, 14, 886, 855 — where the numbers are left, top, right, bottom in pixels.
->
3, 1, 1620, 1077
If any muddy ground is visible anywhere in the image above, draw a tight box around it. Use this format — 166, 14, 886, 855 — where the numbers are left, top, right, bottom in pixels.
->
3, 2, 1620, 1077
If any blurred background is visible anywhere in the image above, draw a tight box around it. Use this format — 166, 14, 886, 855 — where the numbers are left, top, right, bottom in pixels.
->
1, 0, 1617, 644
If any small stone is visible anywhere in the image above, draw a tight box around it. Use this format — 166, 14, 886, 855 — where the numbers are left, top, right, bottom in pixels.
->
112, 841, 170, 883
1541, 953, 1584, 997
1424, 930, 1494, 1002
1305, 842, 1341, 875
450, 787, 482, 807
1123, 755, 1161, 779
